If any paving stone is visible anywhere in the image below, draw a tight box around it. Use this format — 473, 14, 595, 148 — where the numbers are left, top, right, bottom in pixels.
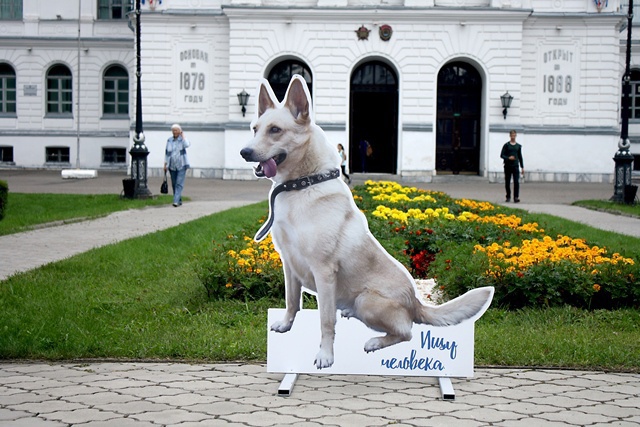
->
0, 416, 67, 426
405, 416, 486, 427
538, 409, 613, 425
11, 400, 85, 415
74, 419, 157, 427
132, 408, 210, 424
273, 403, 349, 418
44, 408, 121, 424
313, 397, 392, 412
0, 391, 53, 405
0, 408, 32, 421
12, 379, 75, 391
118, 385, 186, 399
578, 403, 640, 419
223, 411, 304, 426
354, 391, 426, 404
147, 392, 221, 406
39, 385, 106, 398
185, 400, 260, 416
306, 412, 390, 427
487, 401, 561, 416
99, 400, 173, 415
499, 419, 569, 427
233, 395, 307, 409
66, 392, 138, 406
179, 420, 252, 427
453, 407, 522, 423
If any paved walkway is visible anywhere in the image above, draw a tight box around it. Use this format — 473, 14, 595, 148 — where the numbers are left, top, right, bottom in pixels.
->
1, 170, 639, 426
1, 362, 638, 426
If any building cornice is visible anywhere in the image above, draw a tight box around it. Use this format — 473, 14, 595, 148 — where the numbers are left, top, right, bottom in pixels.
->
0, 36, 133, 48
222, 5, 533, 22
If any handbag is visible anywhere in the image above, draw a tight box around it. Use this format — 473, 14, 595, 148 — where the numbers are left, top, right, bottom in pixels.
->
160, 173, 168, 194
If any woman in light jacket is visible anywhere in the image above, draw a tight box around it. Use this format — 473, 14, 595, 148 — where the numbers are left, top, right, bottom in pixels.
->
164, 124, 190, 207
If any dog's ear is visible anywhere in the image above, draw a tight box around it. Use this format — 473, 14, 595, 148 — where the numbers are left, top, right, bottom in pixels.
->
258, 79, 276, 118
284, 75, 310, 122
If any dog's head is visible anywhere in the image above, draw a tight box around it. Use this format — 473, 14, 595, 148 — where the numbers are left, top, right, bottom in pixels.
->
240, 74, 323, 182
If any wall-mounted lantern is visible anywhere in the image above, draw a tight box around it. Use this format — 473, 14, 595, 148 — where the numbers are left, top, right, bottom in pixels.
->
237, 90, 250, 117
500, 91, 513, 119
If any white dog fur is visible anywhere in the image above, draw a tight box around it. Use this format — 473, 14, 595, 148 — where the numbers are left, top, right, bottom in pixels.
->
240, 75, 494, 369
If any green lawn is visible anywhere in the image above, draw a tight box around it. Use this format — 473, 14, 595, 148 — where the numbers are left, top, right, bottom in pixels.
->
0, 194, 638, 371
0, 193, 175, 236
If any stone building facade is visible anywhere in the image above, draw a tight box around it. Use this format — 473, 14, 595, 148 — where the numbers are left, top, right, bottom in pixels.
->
0, 0, 636, 183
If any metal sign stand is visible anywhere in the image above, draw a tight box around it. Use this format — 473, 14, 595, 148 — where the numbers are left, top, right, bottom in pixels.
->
278, 372, 456, 400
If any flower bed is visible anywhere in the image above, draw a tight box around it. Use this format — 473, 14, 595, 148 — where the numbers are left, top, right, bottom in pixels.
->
197, 180, 639, 309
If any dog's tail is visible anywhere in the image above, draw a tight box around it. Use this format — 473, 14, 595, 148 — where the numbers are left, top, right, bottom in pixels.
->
415, 287, 494, 326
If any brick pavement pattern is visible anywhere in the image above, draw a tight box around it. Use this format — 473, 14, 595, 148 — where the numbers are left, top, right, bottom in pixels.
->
1, 362, 639, 426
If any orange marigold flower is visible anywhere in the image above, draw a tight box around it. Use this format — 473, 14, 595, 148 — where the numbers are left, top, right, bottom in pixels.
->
593, 284, 601, 292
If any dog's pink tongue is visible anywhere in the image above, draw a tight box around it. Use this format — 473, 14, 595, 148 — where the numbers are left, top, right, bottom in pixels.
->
261, 158, 277, 178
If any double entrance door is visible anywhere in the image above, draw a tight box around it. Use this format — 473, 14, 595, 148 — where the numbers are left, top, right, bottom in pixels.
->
436, 62, 482, 174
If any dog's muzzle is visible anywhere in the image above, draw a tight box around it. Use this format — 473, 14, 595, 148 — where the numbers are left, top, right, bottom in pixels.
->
239, 148, 286, 178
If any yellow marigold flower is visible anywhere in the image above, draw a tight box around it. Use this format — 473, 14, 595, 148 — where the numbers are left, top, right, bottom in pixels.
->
226, 283, 233, 288
593, 284, 601, 292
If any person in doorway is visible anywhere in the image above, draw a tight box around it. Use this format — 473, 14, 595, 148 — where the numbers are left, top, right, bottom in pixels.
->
500, 129, 524, 203
337, 143, 351, 184
358, 139, 371, 172
451, 130, 461, 175
164, 124, 190, 207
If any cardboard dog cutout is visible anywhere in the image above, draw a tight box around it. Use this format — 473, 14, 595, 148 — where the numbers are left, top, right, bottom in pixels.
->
240, 75, 494, 371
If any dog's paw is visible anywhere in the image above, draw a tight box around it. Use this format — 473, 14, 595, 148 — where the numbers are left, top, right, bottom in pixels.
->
364, 337, 384, 353
340, 308, 356, 319
270, 319, 293, 333
314, 349, 334, 369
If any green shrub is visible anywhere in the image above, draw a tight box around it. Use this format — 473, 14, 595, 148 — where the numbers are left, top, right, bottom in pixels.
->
195, 229, 284, 301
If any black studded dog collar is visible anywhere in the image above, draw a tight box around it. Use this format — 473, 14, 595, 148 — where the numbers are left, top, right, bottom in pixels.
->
254, 168, 341, 241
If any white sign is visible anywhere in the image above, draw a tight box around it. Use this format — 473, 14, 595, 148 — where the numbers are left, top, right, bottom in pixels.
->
175, 45, 211, 109
267, 308, 482, 378
23, 85, 37, 96
536, 42, 580, 116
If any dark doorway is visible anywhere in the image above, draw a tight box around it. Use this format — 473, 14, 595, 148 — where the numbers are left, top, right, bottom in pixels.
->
436, 62, 482, 174
267, 60, 313, 102
350, 61, 398, 174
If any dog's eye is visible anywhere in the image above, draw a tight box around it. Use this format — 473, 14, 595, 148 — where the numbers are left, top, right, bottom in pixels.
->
252, 126, 257, 135
270, 126, 281, 134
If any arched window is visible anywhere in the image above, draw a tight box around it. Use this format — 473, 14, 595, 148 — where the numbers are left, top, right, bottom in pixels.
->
46, 64, 72, 115
103, 65, 129, 116
351, 61, 397, 88
267, 60, 312, 102
0, 63, 16, 114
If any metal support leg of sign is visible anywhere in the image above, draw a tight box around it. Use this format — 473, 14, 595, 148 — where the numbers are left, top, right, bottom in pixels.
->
277, 373, 299, 397
438, 377, 456, 401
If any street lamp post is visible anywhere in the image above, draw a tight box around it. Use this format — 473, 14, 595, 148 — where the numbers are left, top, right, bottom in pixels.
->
129, 0, 152, 198
612, 0, 635, 203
